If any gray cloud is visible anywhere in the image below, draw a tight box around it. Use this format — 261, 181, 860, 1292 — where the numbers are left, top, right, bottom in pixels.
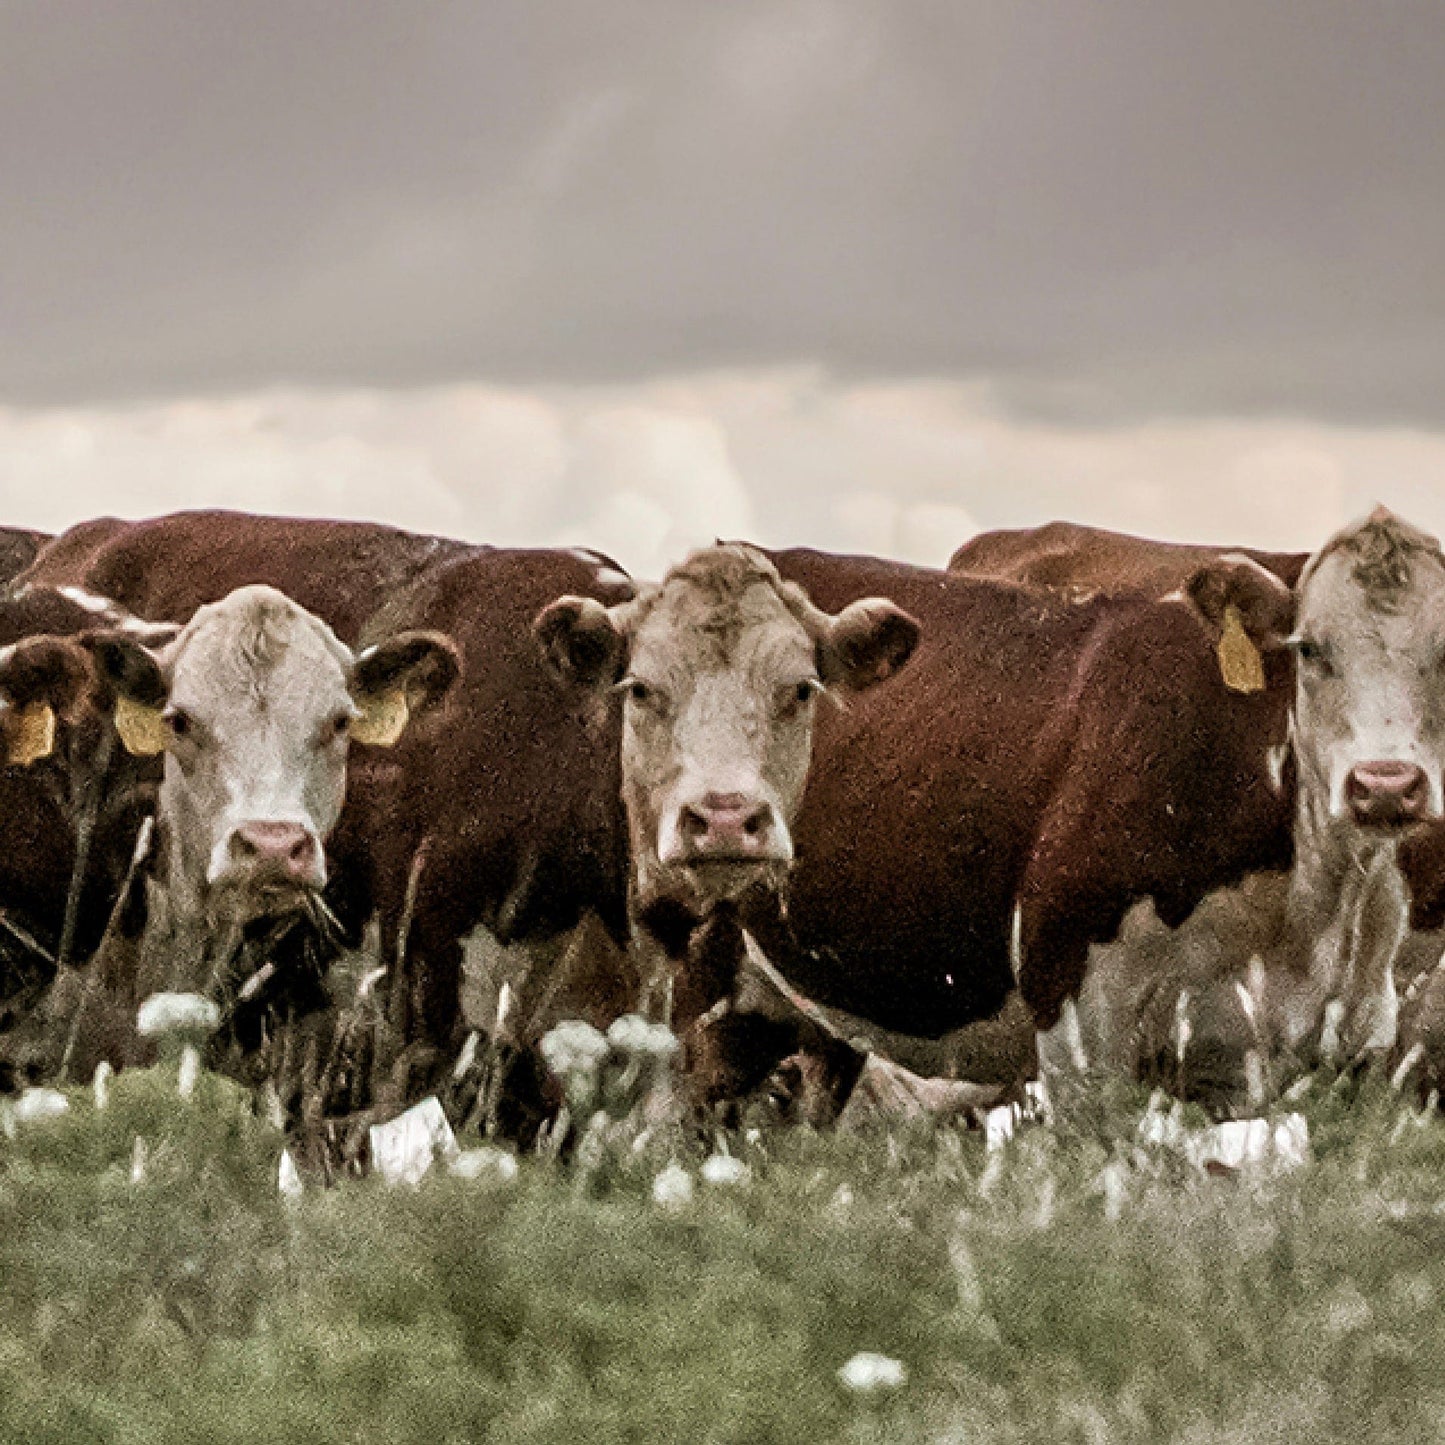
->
3, 1, 1444, 425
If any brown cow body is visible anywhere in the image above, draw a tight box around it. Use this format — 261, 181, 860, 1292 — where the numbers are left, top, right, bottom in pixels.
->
20, 510, 477, 644
0, 526, 52, 589
950, 520, 1306, 596
755, 548, 1295, 1047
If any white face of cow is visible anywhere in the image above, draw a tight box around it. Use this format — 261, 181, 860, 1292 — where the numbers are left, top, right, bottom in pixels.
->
535, 546, 919, 908
1290, 528, 1445, 830
95, 584, 459, 926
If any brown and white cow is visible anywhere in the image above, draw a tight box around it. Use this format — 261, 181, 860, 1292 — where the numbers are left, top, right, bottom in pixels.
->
950, 512, 1445, 1100
20, 514, 636, 1107
88, 585, 458, 1012
534, 544, 920, 1104
1172, 511, 1445, 1072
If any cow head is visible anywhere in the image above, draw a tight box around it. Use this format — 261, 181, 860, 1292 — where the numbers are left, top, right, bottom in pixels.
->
1190, 509, 1445, 842
0, 635, 94, 771
535, 545, 919, 909
91, 585, 459, 927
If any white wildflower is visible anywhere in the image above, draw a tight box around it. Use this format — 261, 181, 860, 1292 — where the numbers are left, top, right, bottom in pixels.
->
449, 1147, 519, 1184
606, 1014, 679, 1061
130, 1136, 148, 1185
92, 1061, 112, 1111
540, 1020, 611, 1109
136, 991, 219, 1040
651, 1162, 694, 1211
540, 1019, 611, 1075
700, 1153, 751, 1187
14, 1088, 69, 1124
838, 1352, 907, 1395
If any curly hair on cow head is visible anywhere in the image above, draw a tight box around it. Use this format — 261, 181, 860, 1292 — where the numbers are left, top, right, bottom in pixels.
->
1307, 506, 1444, 614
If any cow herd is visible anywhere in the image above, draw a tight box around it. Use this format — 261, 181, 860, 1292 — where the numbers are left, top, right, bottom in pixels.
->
0, 504, 1441, 1157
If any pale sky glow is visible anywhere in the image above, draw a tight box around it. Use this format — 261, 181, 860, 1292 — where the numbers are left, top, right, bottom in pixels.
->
3, 2, 1443, 573
3, 373, 1444, 578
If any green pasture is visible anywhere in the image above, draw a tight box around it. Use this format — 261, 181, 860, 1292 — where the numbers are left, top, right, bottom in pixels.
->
0, 1062, 1443, 1444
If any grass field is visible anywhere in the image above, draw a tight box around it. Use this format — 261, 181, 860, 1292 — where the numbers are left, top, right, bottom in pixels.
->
2, 1059, 1444, 1444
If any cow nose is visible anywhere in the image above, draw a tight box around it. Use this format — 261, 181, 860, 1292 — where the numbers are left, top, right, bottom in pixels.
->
1346, 761, 1431, 827
677, 792, 779, 860
228, 821, 323, 884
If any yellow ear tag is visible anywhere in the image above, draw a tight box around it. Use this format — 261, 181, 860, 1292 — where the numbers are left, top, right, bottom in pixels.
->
8, 703, 55, 767
1218, 603, 1265, 695
114, 695, 168, 756
351, 688, 409, 747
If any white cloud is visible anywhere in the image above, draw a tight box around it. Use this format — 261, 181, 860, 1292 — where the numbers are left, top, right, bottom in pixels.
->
0, 371, 1442, 581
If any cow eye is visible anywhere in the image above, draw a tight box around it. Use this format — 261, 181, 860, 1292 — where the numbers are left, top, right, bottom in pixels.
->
328, 712, 352, 740
164, 709, 192, 739
1291, 637, 1334, 677
777, 679, 822, 717
618, 677, 658, 706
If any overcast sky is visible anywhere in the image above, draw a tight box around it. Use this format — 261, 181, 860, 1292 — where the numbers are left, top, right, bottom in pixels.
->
2, 1, 1443, 573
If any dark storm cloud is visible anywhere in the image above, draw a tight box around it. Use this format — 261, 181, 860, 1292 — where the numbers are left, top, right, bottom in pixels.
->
3, 0, 1444, 422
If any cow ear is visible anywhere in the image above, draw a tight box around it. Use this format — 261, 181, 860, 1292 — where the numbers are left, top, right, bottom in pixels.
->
0, 636, 92, 767
87, 634, 170, 756
533, 595, 629, 692
1185, 555, 1295, 696
350, 631, 461, 747
819, 598, 921, 693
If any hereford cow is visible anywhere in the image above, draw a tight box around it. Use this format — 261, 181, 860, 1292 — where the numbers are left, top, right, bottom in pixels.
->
942, 511, 1445, 1101
534, 544, 920, 1106
21, 513, 637, 1106
0, 589, 174, 973
1171, 511, 1445, 1079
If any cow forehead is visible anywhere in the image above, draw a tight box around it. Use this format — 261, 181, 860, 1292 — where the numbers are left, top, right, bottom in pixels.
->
632, 575, 815, 678
1299, 542, 1445, 646
168, 587, 352, 712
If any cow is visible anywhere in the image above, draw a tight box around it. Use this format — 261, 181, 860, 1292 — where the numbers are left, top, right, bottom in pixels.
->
533, 544, 920, 1109
511, 542, 1299, 1114
64, 585, 460, 1091
19, 512, 638, 1123
1173, 510, 1445, 1084
949, 520, 1306, 597
0, 589, 175, 974
945, 511, 1445, 1101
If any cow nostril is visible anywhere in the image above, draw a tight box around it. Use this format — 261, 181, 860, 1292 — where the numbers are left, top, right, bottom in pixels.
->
743, 809, 768, 838
680, 807, 708, 841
